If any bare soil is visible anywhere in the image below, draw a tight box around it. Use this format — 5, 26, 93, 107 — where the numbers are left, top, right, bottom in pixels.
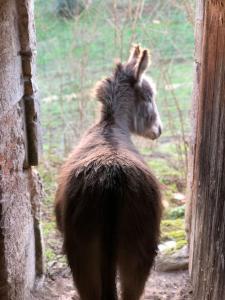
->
32, 265, 192, 300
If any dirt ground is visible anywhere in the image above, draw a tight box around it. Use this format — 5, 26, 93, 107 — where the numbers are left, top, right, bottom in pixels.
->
32, 203, 192, 300
32, 266, 192, 300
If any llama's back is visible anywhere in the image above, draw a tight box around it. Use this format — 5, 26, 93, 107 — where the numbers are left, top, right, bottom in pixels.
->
63, 147, 161, 243
60, 148, 161, 300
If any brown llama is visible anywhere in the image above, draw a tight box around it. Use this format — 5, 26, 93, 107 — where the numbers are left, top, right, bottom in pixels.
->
55, 45, 163, 300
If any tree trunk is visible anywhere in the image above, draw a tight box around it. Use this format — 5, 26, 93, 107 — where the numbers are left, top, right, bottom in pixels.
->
185, 0, 205, 247
189, 1, 225, 299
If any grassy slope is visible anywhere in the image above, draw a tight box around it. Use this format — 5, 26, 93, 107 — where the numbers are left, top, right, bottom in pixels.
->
36, 0, 194, 136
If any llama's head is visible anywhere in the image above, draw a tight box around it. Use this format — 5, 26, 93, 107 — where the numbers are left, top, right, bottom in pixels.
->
95, 45, 162, 140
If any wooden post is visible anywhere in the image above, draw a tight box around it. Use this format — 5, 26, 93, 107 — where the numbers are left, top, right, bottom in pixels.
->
189, 0, 225, 299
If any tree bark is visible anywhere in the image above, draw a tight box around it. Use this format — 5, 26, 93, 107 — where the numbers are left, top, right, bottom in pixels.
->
185, 0, 205, 245
189, 0, 225, 299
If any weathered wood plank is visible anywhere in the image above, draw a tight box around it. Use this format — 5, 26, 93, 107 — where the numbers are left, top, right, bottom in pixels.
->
189, 1, 225, 299
23, 95, 41, 166
185, 0, 205, 250
16, 0, 41, 166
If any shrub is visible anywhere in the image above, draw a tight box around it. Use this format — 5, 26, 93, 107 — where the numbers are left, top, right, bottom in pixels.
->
56, 0, 84, 18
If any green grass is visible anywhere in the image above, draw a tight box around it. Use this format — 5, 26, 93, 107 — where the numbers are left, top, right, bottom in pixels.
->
36, 5, 193, 143
43, 220, 56, 236
35, 1, 194, 90
148, 158, 181, 179
45, 248, 57, 261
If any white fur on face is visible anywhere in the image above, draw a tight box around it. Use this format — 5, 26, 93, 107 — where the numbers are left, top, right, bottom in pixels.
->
131, 75, 162, 139
150, 99, 163, 139
143, 76, 162, 139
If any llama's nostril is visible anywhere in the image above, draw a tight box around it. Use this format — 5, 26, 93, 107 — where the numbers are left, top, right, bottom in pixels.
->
158, 126, 162, 135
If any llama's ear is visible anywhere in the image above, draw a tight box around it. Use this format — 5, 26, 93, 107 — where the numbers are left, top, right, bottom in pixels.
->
128, 44, 141, 64
135, 49, 150, 81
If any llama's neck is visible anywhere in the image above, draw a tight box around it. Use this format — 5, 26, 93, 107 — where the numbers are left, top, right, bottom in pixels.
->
99, 101, 130, 129
99, 96, 132, 131
97, 113, 136, 153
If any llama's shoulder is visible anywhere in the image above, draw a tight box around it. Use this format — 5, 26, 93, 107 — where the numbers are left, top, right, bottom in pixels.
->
63, 123, 157, 183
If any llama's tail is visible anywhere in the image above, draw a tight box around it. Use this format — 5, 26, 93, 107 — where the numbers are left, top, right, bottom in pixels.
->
63, 168, 123, 300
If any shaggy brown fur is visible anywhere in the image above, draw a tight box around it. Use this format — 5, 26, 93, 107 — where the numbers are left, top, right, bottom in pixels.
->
55, 45, 163, 300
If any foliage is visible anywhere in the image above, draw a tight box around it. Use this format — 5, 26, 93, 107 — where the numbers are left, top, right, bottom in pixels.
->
161, 218, 187, 252
56, 0, 85, 18
166, 205, 186, 219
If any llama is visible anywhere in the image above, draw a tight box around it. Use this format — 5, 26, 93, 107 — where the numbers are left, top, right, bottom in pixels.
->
55, 45, 163, 300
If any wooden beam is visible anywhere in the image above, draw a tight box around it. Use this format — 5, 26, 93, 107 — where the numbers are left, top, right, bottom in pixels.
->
189, 0, 225, 298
